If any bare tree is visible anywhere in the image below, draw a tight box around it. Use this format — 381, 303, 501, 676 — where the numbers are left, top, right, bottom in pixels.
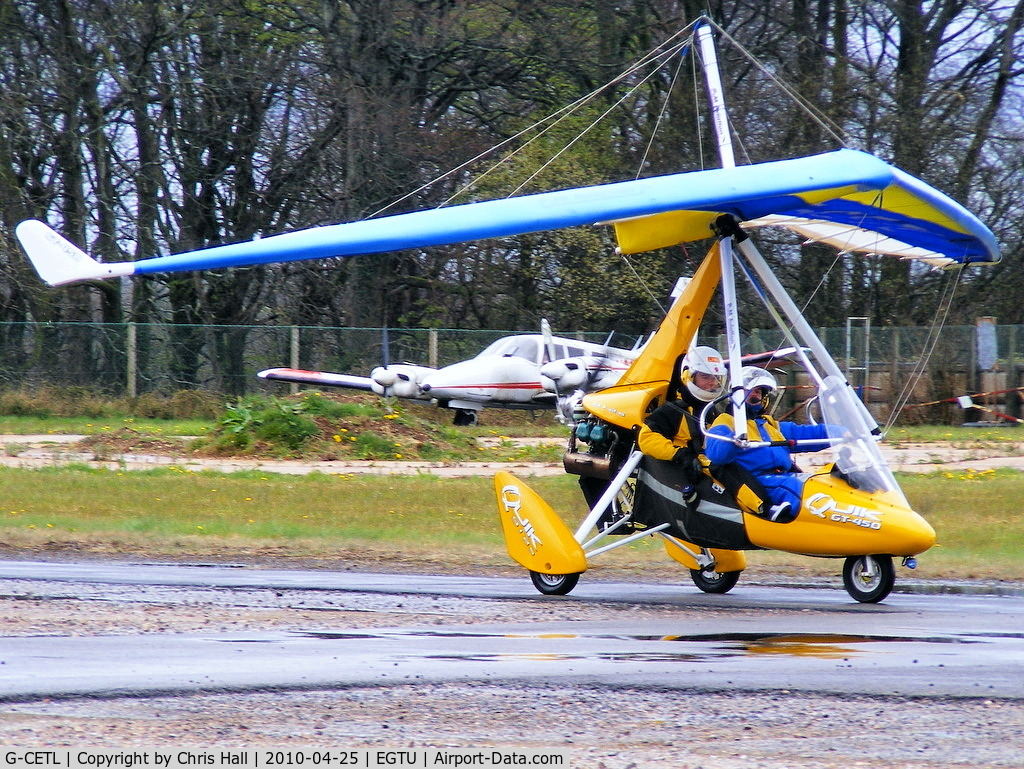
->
3, 0, 1024, 395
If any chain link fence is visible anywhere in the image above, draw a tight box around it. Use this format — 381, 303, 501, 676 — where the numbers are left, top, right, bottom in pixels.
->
1, 321, 1020, 424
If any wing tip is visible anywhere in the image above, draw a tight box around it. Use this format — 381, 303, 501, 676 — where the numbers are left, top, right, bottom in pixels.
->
15, 220, 134, 286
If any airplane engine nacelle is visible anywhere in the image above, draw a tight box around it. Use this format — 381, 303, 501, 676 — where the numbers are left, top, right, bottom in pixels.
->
370, 366, 397, 390
390, 378, 421, 399
370, 365, 432, 399
589, 366, 623, 391
540, 357, 598, 393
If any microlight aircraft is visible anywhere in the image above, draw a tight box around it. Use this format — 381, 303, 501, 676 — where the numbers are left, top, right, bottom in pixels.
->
15, 20, 999, 602
257, 320, 637, 425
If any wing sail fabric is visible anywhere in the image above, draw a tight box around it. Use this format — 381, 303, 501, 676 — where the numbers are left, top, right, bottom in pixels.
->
614, 164, 998, 268
16, 148, 998, 287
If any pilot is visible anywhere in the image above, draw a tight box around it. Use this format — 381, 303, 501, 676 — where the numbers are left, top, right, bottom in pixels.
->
637, 345, 726, 468
703, 366, 833, 522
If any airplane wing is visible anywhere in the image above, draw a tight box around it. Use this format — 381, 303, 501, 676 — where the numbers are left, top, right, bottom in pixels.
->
257, 368, 376, 391
15, 148, 998, 287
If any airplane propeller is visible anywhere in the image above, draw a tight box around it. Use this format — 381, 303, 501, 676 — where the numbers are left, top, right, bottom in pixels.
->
538, 321, 621, 423
368, 325, 432, 400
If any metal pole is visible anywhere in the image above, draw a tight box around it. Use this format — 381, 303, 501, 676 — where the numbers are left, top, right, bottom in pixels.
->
695, 20, 735, 169
719, 236, 747, 439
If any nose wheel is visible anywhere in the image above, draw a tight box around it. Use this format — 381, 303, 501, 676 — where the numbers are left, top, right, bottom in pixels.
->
842, 554, 895, 603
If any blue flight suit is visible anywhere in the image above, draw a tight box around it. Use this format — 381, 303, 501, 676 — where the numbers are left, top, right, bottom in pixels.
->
704, 409, 832, 512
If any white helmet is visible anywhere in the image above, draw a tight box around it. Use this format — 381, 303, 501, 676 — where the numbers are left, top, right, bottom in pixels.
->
741, 365, 778, 393
681, 346, 727, 402
741, 366, 778, 410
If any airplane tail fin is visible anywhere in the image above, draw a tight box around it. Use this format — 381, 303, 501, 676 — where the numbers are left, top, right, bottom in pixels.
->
15, 220, 134, 286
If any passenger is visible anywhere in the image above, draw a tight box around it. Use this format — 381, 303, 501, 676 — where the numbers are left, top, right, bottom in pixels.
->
704, 366, 833, 522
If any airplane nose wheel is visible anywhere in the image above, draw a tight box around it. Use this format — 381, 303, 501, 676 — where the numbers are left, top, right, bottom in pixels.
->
529, 570, 581, 596
842, 554, 895, 603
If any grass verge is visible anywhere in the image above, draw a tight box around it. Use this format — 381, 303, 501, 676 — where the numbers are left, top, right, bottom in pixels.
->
0, 464, 1021, 585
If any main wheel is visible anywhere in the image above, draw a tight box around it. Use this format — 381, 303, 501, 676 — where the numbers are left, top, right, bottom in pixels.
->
689, 567, 741, 594
452, 409, 478, 426
842, 554, 895, 603
529, 570, 581, 596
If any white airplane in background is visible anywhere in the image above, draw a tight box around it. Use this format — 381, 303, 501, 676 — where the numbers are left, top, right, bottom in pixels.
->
258, 320, 638, 425
257, 297, 801, 425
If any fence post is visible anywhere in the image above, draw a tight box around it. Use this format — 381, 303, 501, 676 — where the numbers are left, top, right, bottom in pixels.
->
429, 328, 438, 368
126, 322, 137, 398
1009, 326, 1019, 418
890, 328, 899, 424
290, 326, 299, 395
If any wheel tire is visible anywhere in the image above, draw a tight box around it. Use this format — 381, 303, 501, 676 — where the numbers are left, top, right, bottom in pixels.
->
452, 409, 478, 426
529, 570, 581, 596
842, 554, 895, 603
689, 568, 741, 594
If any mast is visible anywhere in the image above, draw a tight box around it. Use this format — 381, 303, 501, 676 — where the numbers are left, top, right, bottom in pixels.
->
695, 20, 735, 170
696, 19, 748, 438
694, 20, 881, 447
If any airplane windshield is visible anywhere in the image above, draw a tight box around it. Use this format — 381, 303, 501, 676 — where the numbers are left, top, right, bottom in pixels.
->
476, 336, 541, 363
816, 375, 906, 503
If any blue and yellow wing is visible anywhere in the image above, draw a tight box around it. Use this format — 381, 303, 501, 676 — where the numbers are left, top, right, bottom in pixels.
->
16, 148, 998, 286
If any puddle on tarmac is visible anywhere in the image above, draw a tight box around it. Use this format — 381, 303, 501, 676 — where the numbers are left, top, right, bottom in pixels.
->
285, 629, 983, 662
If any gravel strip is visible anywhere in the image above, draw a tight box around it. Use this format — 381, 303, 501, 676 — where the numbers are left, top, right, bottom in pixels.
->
2, 579, 1023, 766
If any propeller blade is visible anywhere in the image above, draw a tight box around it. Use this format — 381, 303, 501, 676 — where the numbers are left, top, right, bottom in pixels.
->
541, 319, 557, 365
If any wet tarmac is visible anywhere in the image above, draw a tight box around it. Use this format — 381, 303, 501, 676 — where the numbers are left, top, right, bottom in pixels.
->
2, 560, 1022, 702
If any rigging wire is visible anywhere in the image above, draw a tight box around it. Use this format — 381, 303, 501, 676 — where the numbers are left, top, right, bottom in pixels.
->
621, 28, 698, 313
882, 266, 964, 434
367, 21, 700, 220
634, 31, 695, 179
506, 38, 693, 198
707, 20, 851, 150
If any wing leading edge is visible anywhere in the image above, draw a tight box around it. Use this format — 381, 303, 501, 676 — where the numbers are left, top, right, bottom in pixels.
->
16, 148, 998, 287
